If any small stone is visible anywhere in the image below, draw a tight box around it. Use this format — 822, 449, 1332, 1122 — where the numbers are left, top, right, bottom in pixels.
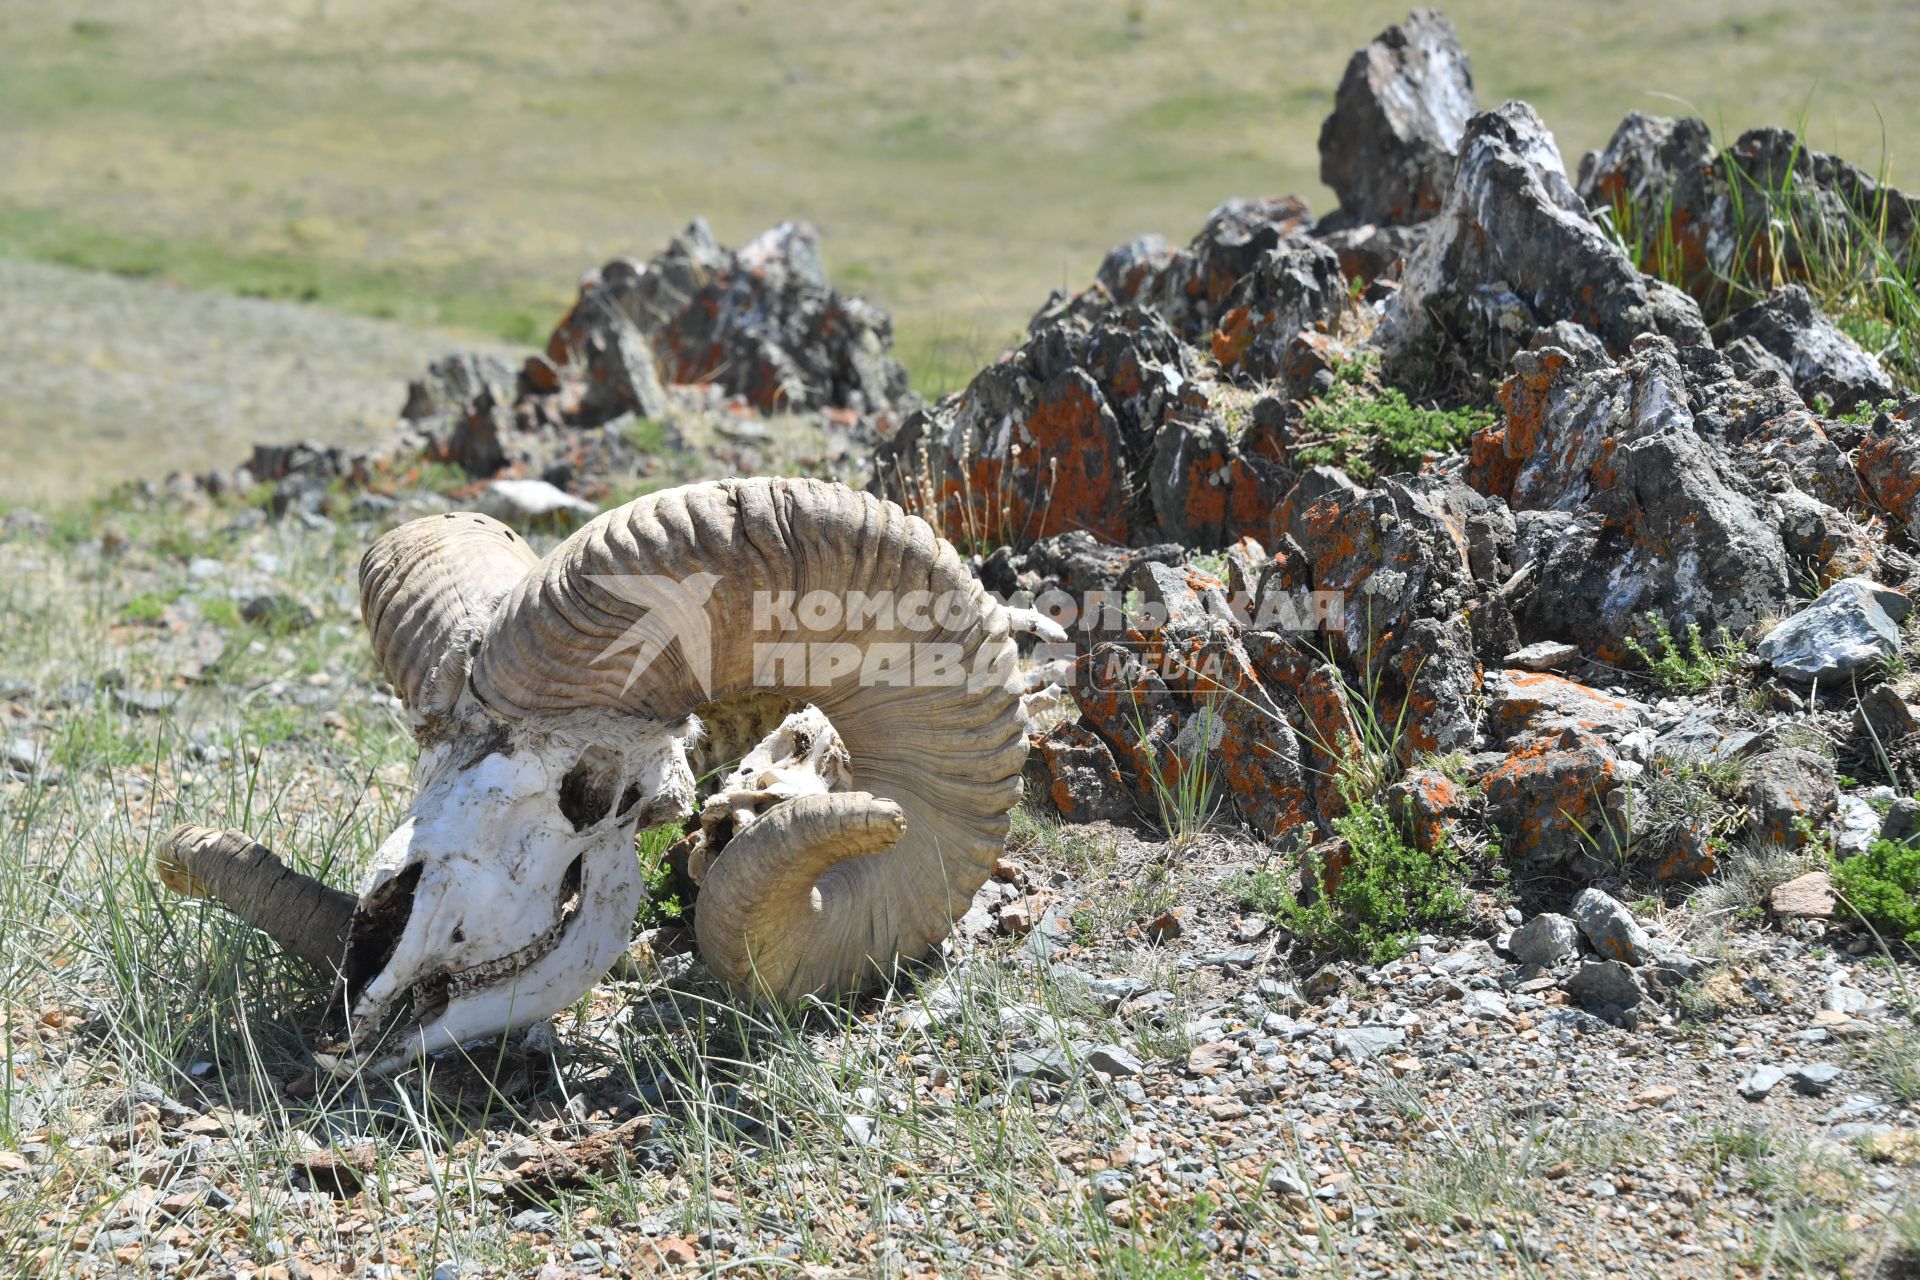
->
1333, 1027, 1406, 1061
1264, 1165, 1311, 1198
1503, 641, 1580, 671
1186, 1042, 1238, 1075
1825, 975, 1869, 1015
1739, 1066, 1786, 1100
1090, 1170, 1131, 1202
1461, 990, 1512, 1022
1790, 1063, 1844, 1096
1508, 913, 1581, 966
1770, 871, 1836, 919
1087, 977, 1148, 1010
1087, 1044, 1145, 1080
1569, 889, 1653, 965
1756, 577, 1903, 683
997, 901, 1033, 936
1564, 960, 1646, 1019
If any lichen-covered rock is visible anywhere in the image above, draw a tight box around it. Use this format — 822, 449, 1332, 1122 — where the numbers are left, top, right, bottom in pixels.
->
1385, 765, 1469, 853
1318, 9, 1476, 227
1575, 112, 1717, 223
1593, 118, 1919, 318
1483, 735, 1636, 873
1217, 696, 1314, 844
1854, 403, 1920, 528
1719, 286, 1894, 414
1374, 101, 1708, 393
1496, 342, 1793, 661
877, 346, 1132, 549
1389, 613, 1482, 758
1569, 888, 1654, 965
1210, 239, 1345, 382
1742, 749, 1838, 848
1027, 721, 1134, 823
1146, 197, 1317, 340
1484, 670, 1651, 751
1293, 477, 1474, 660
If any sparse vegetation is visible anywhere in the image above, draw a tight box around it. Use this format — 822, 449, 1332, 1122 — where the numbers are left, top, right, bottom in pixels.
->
1240, 776, 1471, 963
1624, 612, 1748, 694
1292, 356, 1494, 480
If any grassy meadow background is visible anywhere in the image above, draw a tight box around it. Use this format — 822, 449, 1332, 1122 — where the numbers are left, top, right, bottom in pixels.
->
1, 0, 1918, 493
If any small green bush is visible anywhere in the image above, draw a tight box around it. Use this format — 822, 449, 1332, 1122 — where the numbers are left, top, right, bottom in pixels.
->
1624, 613, 1746, 694
1236, 781, 1471, 963
1293, 358, 1493, 481
1833, 837, 1920, 948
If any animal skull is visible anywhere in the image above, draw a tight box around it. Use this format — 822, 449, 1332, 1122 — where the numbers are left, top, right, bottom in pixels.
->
157, 479, 1029, 1076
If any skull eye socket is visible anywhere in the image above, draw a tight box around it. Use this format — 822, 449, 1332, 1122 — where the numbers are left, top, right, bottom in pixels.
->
559, 746, 626, 831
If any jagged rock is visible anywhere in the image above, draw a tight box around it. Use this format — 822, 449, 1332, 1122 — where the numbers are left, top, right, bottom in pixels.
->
1374, 102, 1708, 393
1855, 406, 1920, 529
1096, 235, 1180, 308
1017, 531, 1187, 602
1149, 197, 1316, 339
879, 357, 1130, 549
879, 308, 1289, 552
1564, 959, 1647, 1024
1026, 722, 1133, 824
1756, 577, 1906, 682
401, 352, 517, 422
1570, 888, 1654, 965
1388, 613, 1482, 758
554, 220, 909, 416
1498, 341, 1792, 662
1719, 286, 1894, 414
1293, 476, 1474, 660
1742, 749, 1838, 848
1576, 112, 1717, 224
1217, 695, 1314, 843
1593, 118, 1919, 318
1210, 239, 1345, 382
1385, 766, 1469, 853
1315, 223, 1426, 288
1318, 9, 1476, 227
578, 318, 672, 424
1509, 912, 1581, 967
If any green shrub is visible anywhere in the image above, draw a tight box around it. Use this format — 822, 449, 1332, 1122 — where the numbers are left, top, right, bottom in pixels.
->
1236, 780, 1471, 963
1292, 357, 1493, 480
1624, 613, 1746, 694
1833, 837, 1920, 947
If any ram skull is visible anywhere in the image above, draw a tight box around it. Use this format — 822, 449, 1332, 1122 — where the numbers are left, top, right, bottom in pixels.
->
158, 478, 1027, 1076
